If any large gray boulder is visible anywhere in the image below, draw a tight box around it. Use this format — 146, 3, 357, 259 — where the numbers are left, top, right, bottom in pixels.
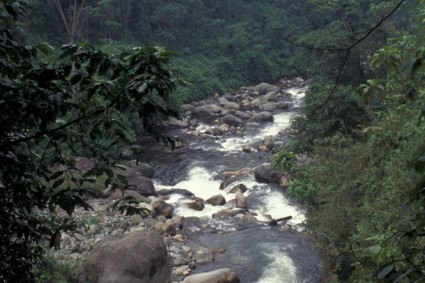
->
86, 231, 170, 283
183, 268, 240, 283
248, 111, 273, 123
205, 194, 226, 206
222, 114, 244, 127
254, 163, 284, 183
127, 174, 156, 197
253, 83, 279, 94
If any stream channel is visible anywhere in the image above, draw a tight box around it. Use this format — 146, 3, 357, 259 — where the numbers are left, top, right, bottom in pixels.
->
141, 86, 323, 282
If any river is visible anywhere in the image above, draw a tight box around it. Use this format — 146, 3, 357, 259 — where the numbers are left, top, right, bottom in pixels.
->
141, 86, 323, 282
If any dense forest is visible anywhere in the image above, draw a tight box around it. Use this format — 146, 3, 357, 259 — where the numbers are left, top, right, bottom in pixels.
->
1, 0, 424, 282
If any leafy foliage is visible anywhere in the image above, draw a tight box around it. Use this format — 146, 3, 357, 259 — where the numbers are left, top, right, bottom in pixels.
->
283, 17, 425, 282
0, 0, 179, 281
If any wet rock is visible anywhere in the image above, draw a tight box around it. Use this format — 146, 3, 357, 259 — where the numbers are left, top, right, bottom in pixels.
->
155, 220, 176, 236
257, 144, 269, 152
248, 111, 273, 123
212, 208, 245, 220
233, 111, 251, 120
131, 163, 155, 178
187, 197, 205, 211
107, 189, 146, 202
222, 114, 243, 127
219, 123, 230, 133
130, 215, 143, 226
263, 136, 274, 149
229, 184, 248, 194
264, 91, 277, 102
180, 104, 196, 113
207, 104, 222, 113
260, 102, 274, 111
205, 194, 226, 206
169, 117, 189, 128
254, 163, 284, 184
157, 188, 194, 198
86, 231, 170, 283
253, 82, 279, 94
153, 200, 174, 218
276, 102, 289, 109
222, 101, 240, 111
242, 145, 252, 153
183, 268, 240, 283
127, 174, 156, 197
235, 192, 247, 209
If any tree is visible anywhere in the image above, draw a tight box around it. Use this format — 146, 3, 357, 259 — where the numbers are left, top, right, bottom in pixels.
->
0, 0, 179, 281
53, 0, 87, 43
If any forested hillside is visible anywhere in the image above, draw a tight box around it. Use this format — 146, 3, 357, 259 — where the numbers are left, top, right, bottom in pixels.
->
24, 0, 410, 103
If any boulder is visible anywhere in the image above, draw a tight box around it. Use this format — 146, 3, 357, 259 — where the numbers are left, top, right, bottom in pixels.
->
276, 102, 289, 109
222, 114, 243, 127
187, 197, 205, 211
218, 123, 230, 133
254, 163, 284, 184
253, 83, 279, 94
183, 268, 240, 283
248, 111, 273, 123
127, 174, 156, 197
169, 117, 189, 128
131, 163, 155, 178
229, 184, 248, 194
152, 200, 174, 218
235, 192, 247, 209
207, 104, 222, 113
180, 104, 196, 113
242, 145, 252, 153
264, 91, 277, 102
260, 102, 274, 111
205, 194, 226, 206
86, 231, 170, 283
222, 101, 240, 111
212, 208, 245, 220
233, 111, 251, 120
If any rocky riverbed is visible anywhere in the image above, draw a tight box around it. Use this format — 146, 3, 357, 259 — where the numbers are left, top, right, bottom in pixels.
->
50, 77, 323, 283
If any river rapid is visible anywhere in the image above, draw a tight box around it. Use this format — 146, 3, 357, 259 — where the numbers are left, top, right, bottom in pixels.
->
141, 83, 323, 282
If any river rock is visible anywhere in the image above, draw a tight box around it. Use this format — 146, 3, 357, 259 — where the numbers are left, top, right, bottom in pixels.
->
155, 220, 176, 236
254, 163, 284, 183
276, 102, 289, 109
212, 208, 245, 220
169, 117, 189, 128
242, 145, 252, 153
222, 114, 243, 127
235, 191, 247, 209
180, 104, 196, 113
157, 188, 194, 198
222, 101, 240, 111
187, 197, 205, 211
183, 268, 240, 283
86, 231, 170, 283
205, 194, 226, 206
127, 174, 156, 196
253, 82, 279, 94
229, 183, 248, 194
264, 91, 277, 101
260, 102, 274, 111
152, 200, 174, 218
233, 110, 251, 120
248, 111, 273, 123
131, 163, 155, 178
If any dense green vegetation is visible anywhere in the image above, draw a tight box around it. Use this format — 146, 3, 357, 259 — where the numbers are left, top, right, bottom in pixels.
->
0, 0, 180, 281
273, 1, 425, 281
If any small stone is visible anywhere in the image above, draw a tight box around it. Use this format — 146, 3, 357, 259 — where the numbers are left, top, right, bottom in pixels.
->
130, 214, 143, 226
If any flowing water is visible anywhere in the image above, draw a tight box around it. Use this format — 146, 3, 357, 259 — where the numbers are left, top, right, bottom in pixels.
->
143, 87, 323, 282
